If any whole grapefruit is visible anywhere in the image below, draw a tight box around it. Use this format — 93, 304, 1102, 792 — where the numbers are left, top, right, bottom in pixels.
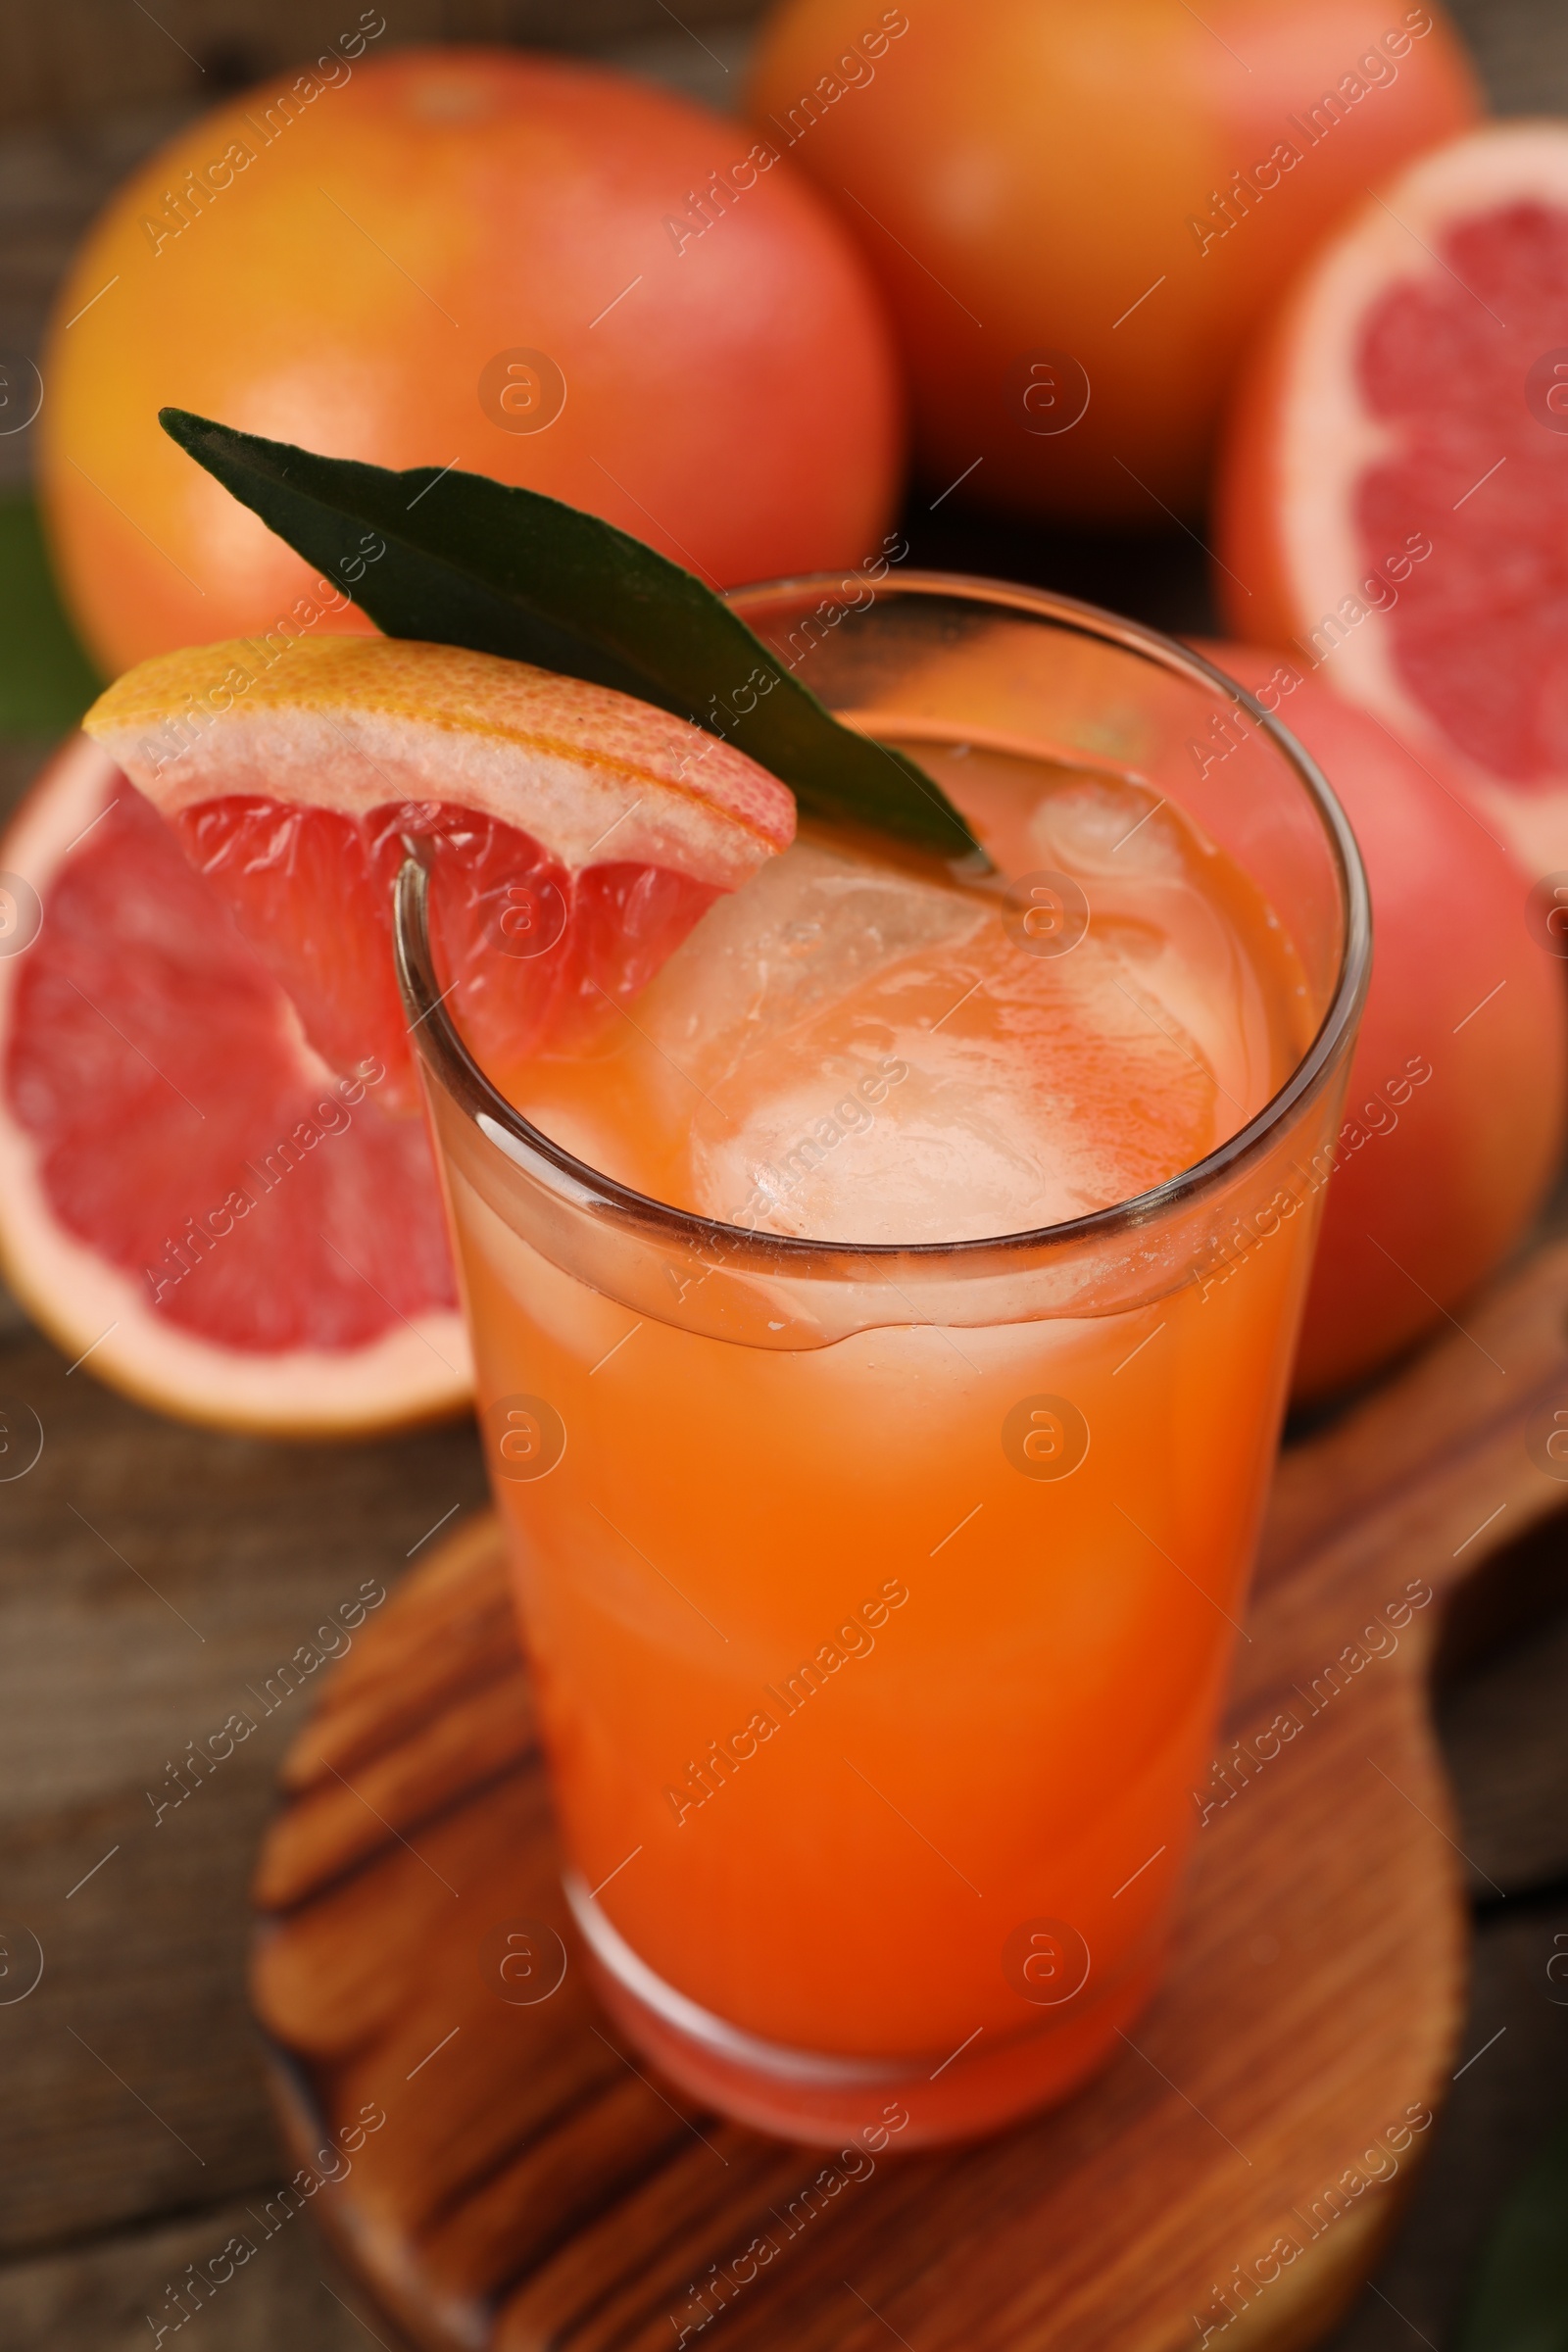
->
40, 44, 904, 678
747, 0, 1480, 521
1197, 644, 1567, 1403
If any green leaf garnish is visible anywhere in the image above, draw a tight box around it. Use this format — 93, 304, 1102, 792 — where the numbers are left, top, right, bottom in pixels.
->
1458, 2116, 1568, 2352
158, 409, 984, 865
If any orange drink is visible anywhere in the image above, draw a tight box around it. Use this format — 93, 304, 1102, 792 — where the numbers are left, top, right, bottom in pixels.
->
397, 578, 1368, 2145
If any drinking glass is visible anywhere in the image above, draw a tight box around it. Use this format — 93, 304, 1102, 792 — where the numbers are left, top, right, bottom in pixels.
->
394, 576, 1370, 2146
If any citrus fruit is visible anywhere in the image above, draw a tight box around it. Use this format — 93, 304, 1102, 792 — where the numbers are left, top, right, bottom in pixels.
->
0, 640, 792, 1434
1196, 644, 1568, 1402
0, 734, 467, 1435
40, 44, 904, 680
746, 0, 1479, 523
1215, 122, 1568, 880
83, 634, 795, 1118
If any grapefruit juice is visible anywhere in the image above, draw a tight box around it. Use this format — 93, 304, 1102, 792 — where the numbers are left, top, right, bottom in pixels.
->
400, 583, 1368, 2145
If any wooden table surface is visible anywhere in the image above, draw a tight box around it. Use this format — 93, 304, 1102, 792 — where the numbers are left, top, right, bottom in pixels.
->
3, 4, 1568, 2346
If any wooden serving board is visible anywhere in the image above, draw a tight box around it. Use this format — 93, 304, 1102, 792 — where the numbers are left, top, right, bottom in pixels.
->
249, 1240, 1568, 2352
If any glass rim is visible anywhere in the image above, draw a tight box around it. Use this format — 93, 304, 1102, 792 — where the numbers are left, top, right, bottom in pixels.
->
393, 569, 1373, 1277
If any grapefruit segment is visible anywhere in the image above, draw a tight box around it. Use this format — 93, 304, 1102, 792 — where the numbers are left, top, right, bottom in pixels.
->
1215, 122, 1568, 875
0, 736, 469, 1435
84, 635, 795, 1109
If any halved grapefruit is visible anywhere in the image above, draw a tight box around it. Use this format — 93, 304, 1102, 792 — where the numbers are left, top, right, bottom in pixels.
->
1215, 122, 1568, 878
0, 641, 792, 1435
0, 735, 468, 1435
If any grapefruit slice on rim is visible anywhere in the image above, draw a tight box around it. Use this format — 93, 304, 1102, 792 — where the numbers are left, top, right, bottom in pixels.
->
0, 734, 469, 1435
1215, 122, 1568, 878
84, 635, 797, 1113
0, 641, 792, 1436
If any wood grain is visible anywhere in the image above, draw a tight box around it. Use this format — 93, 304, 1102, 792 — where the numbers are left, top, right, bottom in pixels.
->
0, 1315, 489, 2257
0, 0, 763, 131
246, 1237, 1568, 2352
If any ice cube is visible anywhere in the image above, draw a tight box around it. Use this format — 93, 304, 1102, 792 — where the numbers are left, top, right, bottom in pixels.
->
507, 793, 1276, 1246
686, 911, 1221, 1246
634, 836, 988, 1103
1027, 777, 1190, 879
